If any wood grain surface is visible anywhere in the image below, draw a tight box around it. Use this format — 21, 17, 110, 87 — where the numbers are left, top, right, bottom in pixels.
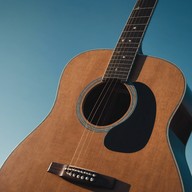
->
0, 50, 186, 192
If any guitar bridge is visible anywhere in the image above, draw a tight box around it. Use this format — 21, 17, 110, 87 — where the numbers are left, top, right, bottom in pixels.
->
47, 162, 116, 189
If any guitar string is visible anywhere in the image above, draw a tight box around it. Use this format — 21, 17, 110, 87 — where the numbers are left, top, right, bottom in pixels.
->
72, 79, 119, 167
76, 0, 146, 169
68, 70, 119, 165
79, 0, 155, 169
91, 80, 122, 170
37, 1, 156, 189
72, 78, 116, 166
70, 15, 130, 167
70, 21, 136, 166
71, 0, 145, 168
93, 0, 156, 171
70, 3, 142, 166
93, 0, 145, 170
81, 79, 120, 169
69, 78, 115, 166
75, 0, 159, 183
70, 0, 155, 169
71, 52, 126, 164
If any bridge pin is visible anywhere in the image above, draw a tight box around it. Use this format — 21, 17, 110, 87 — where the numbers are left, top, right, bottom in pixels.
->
85, 176, 89, 180
90, 177, 94, 182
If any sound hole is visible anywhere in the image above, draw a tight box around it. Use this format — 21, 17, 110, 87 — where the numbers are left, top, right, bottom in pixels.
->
82, 81, 131, 126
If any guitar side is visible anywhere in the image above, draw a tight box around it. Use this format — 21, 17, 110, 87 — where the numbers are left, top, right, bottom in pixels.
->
0, 50, 187, 192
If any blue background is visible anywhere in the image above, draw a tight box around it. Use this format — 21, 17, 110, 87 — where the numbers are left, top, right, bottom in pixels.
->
0, 0, 191, 175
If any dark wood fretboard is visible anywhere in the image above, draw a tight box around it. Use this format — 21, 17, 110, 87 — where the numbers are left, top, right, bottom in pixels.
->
103, 0, 158, 82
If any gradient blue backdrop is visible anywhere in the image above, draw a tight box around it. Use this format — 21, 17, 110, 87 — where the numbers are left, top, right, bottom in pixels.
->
0, 0, 191, 176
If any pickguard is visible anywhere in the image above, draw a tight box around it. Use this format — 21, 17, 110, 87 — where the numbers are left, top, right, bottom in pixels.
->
104, 82, 156, 153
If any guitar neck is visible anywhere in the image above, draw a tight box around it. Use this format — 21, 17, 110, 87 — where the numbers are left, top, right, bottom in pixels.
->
103, 0, 158, 82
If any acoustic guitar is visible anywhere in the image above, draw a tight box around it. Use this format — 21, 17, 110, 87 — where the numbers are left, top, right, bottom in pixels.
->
0, 0, 191, 191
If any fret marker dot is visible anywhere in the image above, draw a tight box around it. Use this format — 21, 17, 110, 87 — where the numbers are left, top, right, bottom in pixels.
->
133, 26, 137, 30
123, 56, 126, 59
115, 68, 118, 71
121, 39, 125, 42
128, 39, 132, 42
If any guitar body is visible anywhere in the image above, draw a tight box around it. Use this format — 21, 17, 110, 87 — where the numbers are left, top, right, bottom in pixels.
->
0, 50, 186, 192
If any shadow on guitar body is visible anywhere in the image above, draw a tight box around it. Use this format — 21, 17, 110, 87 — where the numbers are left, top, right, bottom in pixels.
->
71, 179, 131, 192
105, 82, 156, 153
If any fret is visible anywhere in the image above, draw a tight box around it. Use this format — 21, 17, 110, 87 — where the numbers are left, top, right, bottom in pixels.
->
122, 33, 143, 39
111, 55, 137, 61
107, 65, 132, 70
108, 68, 132, 74
112, 52, 136, 57
117, 39, 140, 47
111, 54, 135, 60
104, 74, 128, 79
120, 31, 144, 38
109, 61, 132, 65
122, 30, 144, 36
106, 67, 129, 74
114, 47, 138, 52
108, 65, 133, 72
111, 55, 133, 60
115, 44, 139, 49
109, 63, 133, 68
107, 71, 131, 76
103, 77, 127, 81
103, 0, 158, 82
104, 74, 129, 80
120, 37, 141, 43
122, 31, 143, 38
106, 72, 130, 77
111, 56, 136, 62
123, 30, 145, 33
130, 16, 150, 19
132, 9, 153, 17
128, 17, 149, 25
108, 62, 133, 67
135, 0, 157, 9
126, 23, 146, 28
115, 46, 138, 51
112, 50, 136, 55
108, 65, 132, 71
110, 62, 134, 67
104, 77, 128, 82
105, 70, 129, 75
111, 53, 135, 59
112, 49, 135, 54
134, 7, 154, 10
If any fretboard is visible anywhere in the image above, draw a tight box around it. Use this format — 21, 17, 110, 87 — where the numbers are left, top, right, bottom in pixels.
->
103, 0, 158, 82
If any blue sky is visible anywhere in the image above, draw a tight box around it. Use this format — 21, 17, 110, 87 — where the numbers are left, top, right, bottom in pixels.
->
0, 0, 191, 175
